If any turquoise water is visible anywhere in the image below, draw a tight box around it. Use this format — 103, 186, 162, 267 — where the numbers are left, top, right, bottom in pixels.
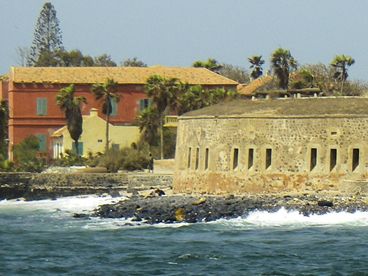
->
1, 196, 368, 275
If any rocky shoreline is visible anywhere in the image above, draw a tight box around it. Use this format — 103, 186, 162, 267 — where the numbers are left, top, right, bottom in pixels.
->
90, 191, 368, 224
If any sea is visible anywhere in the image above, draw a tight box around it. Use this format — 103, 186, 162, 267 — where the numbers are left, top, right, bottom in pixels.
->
1, 195, 368, 276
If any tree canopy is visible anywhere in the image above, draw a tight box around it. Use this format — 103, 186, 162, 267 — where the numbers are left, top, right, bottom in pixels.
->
91, 79, 120, 152
248, 55, 265, 80
28, 2, 63, 66
56, 84, 86, 156
331, 54, 355, 94
122, 57, 147, 67
271, 48, 297, 89
192, 58, 223, 73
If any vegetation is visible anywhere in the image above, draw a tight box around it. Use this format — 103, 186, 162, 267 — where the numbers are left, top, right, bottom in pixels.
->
0, 101, 8, 159
91, 79, 120, 152
331, 55, 355, 94
248, 55, 265, 80
192, 58, 223, 73
271, 48, 297, 89
56, 84, 86, 156
122, 57, 147, 67
13, 136, 45, 172
145, 75, 181, 159
27, 2, 64, 66
218, 64, 250, 83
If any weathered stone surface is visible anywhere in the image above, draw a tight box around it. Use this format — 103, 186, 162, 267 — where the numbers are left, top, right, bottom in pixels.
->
174, 98, 368, 195
0, 172, 172, 200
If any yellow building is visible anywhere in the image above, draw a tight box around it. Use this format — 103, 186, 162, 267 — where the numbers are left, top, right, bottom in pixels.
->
51, 108, 140, 158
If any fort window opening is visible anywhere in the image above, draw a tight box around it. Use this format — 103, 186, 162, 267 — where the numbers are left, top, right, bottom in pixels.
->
195, 148, 199, 170
233, 148, 239, 170
205, 148, 209, 170
248, 148, 254, 169
352, 148, 360, 171
310, 148, 317, 171
187, 147, 191, 169
266, 148, 272, 169
330, 148, 337, 171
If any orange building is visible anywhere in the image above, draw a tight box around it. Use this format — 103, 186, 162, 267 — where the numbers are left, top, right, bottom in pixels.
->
1, 66, 238, 159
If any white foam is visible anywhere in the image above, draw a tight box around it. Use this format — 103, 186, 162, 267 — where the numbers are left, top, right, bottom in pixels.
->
0, 194, 126, 214
212, 207, 368, 228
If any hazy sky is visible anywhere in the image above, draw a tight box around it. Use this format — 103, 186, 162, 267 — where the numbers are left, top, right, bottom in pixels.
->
1, 0, 367, 80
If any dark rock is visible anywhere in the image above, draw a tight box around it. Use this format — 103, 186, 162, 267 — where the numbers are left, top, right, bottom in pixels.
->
317, 200, 333, 207
73, 213, 90, 219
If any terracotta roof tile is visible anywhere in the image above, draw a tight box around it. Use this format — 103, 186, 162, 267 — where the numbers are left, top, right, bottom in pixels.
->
10, 66, 238, 86
237, 75, 273, 95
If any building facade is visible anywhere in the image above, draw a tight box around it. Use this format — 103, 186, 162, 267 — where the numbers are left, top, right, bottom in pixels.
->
173, 97, 368, 194
1, 66, 237, 159
51, 108, 141, 158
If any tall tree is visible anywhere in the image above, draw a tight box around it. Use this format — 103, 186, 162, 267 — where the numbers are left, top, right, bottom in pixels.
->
145, 75, 181, 159
0, 101, 8, 158
91, 79, 120, 152
331, 55, 355, 94
28, 2, 63, 66
271, 48, 297, 89
218, 64, 250, 83
192, 58, 223, 73
56, 85, 86, 156
248, 55, 265, 80
122, 57, 147, 67
93, 54, 117, 67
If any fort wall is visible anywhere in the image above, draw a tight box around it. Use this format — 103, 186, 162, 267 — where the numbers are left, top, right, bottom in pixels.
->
174, 114, 368, 194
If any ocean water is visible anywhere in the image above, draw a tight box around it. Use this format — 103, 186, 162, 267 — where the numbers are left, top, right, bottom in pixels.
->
1, 196, 368, 275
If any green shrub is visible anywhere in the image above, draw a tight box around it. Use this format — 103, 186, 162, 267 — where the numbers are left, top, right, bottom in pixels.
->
13, 135, 46, 172
98, 142, 152, 172
98, 147, 124, 173
51, 149, 86, 167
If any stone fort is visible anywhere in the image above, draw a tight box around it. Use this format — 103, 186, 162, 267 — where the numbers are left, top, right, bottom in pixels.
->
173, 97, 368, 194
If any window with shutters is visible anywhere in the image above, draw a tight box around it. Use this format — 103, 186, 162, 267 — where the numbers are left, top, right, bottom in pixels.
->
36, 134, 47, 152
139, 99, 152, 111
110, 98, 118, 116
36, 98, 48, 116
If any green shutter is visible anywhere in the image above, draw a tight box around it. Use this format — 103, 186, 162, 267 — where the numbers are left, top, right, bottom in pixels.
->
139, 99, 145, 111
37, 98, 47, 116
36, 134, 47, 152
72, 142, 84, 156
110, 98, 117, 116
112, 143, 119, 151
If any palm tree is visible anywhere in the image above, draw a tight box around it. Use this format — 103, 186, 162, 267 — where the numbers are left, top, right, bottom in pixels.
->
331, 55, 355, 94
271, 48, 297, 89
145, 75, 181, 159
138, 106, 160, 146
192, 58, 223, 73
56, 84, 86, 156
248, 55, 265, 80
91, 79, 120, 152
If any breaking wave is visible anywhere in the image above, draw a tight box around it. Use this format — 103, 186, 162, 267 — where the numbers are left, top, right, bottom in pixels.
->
0, 194, 126, 214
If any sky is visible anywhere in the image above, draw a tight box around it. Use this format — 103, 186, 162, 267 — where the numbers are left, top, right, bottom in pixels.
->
1, 0, 368, 80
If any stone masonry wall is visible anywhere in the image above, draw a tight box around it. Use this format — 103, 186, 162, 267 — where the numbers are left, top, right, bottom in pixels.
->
173, 115, 368, 194
0, 173, 173, 200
